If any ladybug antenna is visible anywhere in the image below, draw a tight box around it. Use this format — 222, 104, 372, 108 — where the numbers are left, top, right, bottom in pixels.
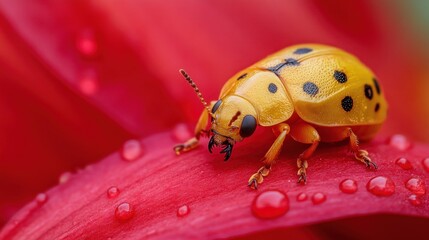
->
179, 69, 214, 117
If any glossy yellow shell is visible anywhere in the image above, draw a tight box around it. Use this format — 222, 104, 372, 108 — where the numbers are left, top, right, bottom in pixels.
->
220, 44, 387, 127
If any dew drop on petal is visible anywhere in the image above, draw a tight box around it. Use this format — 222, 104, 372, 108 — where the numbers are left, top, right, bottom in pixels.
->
387, 134, 412, 151
172, 123, 192, 142
177, 205, 190, 217
296, 192, 308, 202
78, 70, 99, 95
395, 157, 413, 170
408, 194, 422, 206
311, 192, 326, 205
76, 29, 98, 58
366, 176, 395, 196
405, 178, 426, 196
107, 186, 120, 199
59, 172, 72, 184
423, 157, 429, 173
339, 179, 358, 194
121, 139, 143, 161
115, 202, 135, 222
251, 190, 289, 219
35, 193, 48, 205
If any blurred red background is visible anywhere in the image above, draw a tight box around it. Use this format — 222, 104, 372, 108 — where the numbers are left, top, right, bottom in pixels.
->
0, 0, 428, 228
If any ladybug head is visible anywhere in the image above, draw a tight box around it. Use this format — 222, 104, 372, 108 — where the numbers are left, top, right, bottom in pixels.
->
209, 95, 258, 160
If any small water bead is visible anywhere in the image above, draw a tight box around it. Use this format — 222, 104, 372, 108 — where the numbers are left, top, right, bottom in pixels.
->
311, 193, 326, 205
35, 193, 48, 205
405, 178, 426, 196
395, 157, 413, 170
367, 176, 395, 196
423, 157, 429, 173
388, 134, 412, 151
172, 123, 192, 142
107, 186, 120, 199
79, 70, 99, 95
408, 195, 422, 206
339, 179, 358, 194
296, 192, 308, 202
76, 29, 98, 58
59, 172, 72, 184
115, 202, 135, 222
121, 139, 143, 161
177, 205, 190, 217
251, 190, 289, 219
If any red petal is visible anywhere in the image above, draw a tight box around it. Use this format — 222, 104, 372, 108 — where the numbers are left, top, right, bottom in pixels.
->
1, 130, 428, 239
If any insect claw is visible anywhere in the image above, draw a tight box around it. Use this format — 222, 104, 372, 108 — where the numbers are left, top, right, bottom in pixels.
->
208, 136, 215, 153
221, 143, 233, 161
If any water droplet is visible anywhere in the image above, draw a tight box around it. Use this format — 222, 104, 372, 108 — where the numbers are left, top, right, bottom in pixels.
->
35, 193, 48, 205
251, 190, 289, 219
76, 29, 98, 58
405, 178, 426, 196
423, 157, 429, 173
172, 123, 192, 142
121, 139, 143, 161
296, 192, 308, 202
79, 70, 98, 95
177, 205, 190, 217
408, 194, 422, 206
339, 179, 358, 194
107, 186, 120, 199
395, 157, 413, 170
59, 172, 72, 184
115, 202, 135, 222
367, 176, 395, 196
311, 192, 326, 204
388, 134, 411, 151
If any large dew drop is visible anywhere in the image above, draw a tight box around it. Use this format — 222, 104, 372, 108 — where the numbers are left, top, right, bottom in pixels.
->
395, 157, 413, 170
251, 190, 289, 219
121, 139, 143, 161
339, 179, 358, 194
366, 176, 395, 196
311, 192, 326, 205
115, 202, 135, 222
387, 134, 412, 151
405, 178, 426, 196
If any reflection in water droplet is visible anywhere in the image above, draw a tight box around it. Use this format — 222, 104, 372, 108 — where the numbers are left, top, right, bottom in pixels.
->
339, 179, 358, 194
59, 172, 72, 184
35, 193, 48, 205
107, 186, 120, 199
367, 176, 395, 196
405, 178, 426, 196
408, 194, 422, 206
251, 190, 289, 219
395, 157, 413, 170
76, 29, 98, 58
387, 134, 411, 151
121, 139, 143, 161
311, 193, 326, 205
177, 205, 190, 217
296, 192, 308, 202
79, 70, 98, 95
423, 158, 429, 173
115, 202, 135, 222
172, 123, 192, 142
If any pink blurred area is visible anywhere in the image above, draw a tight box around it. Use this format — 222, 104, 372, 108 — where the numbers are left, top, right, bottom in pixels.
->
0, 0, 428, 227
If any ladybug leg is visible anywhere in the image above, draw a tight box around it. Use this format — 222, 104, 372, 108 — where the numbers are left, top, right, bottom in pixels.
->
290, 122, 320, 184
173, 105, 212, 155
347, 128, 378, 169
248, 123, 290, 189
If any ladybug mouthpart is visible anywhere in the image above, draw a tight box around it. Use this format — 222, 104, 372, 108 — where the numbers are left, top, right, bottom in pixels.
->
208, 136, 234, 161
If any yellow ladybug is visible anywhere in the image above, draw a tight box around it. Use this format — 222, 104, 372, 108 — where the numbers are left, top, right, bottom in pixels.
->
174, 44, 387, 189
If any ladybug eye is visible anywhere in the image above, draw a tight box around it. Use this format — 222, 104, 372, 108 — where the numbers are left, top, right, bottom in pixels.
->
212, 100, 222, 113
240, 115, 257, 138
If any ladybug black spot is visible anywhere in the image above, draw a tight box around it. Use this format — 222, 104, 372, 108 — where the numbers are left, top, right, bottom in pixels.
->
375, 103, 380, 112
341, 96, 353, 112
364, 84, 373, 100
237, 73, 247, 80
293, 48, 313, 54
303, 82, 319, 96
334, 70, 347, 83
212, 100, 222, 114
268, 83, 278, 93
373, 78, 381, 94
